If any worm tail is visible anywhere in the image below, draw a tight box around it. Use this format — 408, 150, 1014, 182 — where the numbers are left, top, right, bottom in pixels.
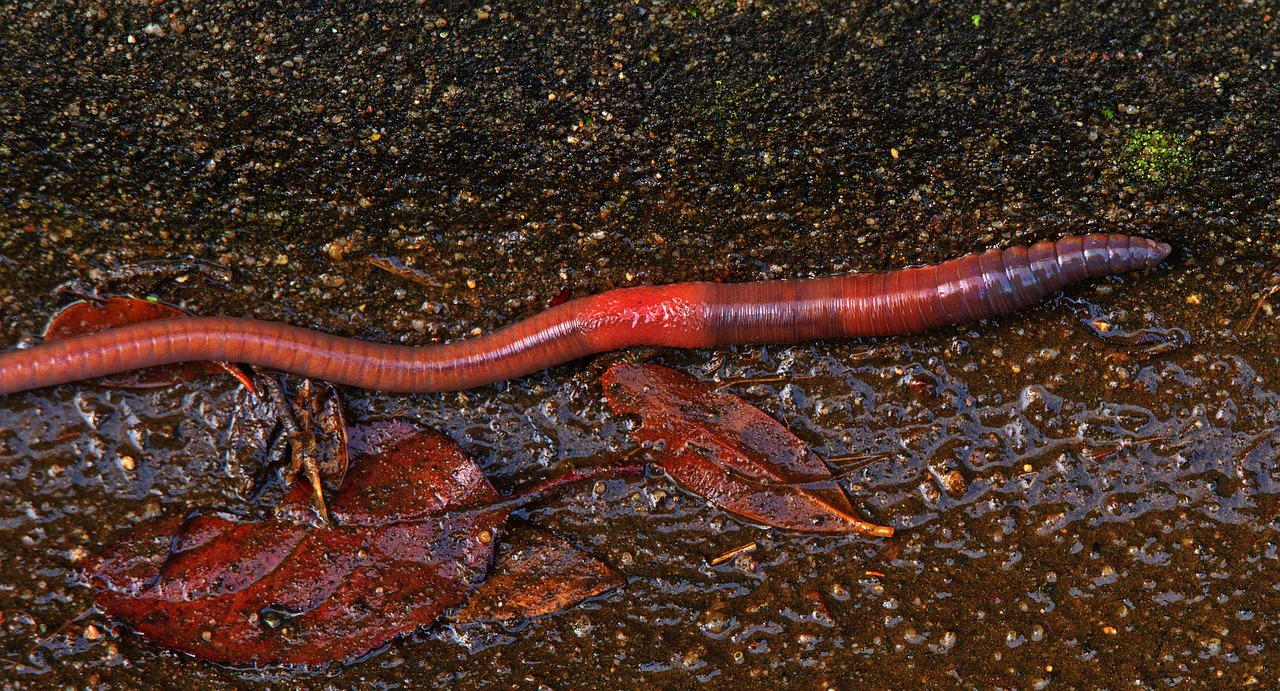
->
702, 233, 1170, 341
929, 233, 1170, 328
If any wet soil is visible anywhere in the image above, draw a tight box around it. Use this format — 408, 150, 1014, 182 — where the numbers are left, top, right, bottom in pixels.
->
2, 0, 1279, 688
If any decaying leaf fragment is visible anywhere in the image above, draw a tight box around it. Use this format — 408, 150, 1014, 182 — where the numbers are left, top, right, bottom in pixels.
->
453, 527, 624, 623
602, 362, 893, 537
225, 376, 350, 524
44, 296, 253, 389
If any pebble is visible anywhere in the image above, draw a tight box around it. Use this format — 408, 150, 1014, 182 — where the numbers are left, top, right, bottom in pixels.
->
942, 470, 967, 495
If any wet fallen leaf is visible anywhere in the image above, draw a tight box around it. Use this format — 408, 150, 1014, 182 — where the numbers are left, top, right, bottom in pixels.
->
44, 297, 253, 389
453, 526, 623, 623
83, 426, 507, 667
602, 363, 893, 537
84, 424, 640, 667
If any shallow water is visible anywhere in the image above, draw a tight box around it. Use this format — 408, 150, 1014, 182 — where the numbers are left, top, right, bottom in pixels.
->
2, 0, 1279, 688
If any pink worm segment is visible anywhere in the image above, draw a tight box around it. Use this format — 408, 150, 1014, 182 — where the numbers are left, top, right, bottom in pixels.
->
0, 234, 1169, 395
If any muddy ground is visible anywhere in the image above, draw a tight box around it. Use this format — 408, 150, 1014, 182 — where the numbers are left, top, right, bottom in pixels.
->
1, 0, 1279, 688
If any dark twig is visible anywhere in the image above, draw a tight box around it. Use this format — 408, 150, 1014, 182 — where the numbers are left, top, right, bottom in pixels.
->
258, 374, 329, 524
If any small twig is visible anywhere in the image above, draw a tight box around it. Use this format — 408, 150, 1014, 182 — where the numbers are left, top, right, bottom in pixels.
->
98, 258, 233, 288
1086, 434, 1168, 461
715, 374, 788, 389
53, 286, 110, 307
1237, 428, 1280, 463
709, 541, 757, 566
366, 256, 443, 289
847, 344, 903, 362
1242, 283, 1280, 334
826, 451, 895, 476
259, 374, 329, 524
714, 374, 815, 390
509, 464, 646, 508
2, 607, 95, 672
56, 258, 234, 301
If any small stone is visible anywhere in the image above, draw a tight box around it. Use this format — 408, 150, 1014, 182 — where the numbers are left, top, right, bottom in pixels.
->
942, 470, 966, 495
119, 455, 135, 471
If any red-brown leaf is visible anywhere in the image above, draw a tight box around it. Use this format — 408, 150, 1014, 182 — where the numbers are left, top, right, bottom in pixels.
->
44, 297, 253, 389
82, 427, 506, 667
602, 362, 893, 537
453, 527, 624, 623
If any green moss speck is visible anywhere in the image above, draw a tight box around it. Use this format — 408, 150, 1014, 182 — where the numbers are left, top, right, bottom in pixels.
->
1122, 129, 1192, 184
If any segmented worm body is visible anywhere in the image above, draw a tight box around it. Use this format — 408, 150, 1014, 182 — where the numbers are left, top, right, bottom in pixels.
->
0, 234, 1169, 395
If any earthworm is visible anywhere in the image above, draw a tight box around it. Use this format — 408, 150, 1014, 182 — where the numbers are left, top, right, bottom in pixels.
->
0, 234, 1170, 395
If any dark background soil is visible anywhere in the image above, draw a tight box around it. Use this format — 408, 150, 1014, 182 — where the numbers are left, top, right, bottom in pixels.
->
2, 0, 1279, 688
